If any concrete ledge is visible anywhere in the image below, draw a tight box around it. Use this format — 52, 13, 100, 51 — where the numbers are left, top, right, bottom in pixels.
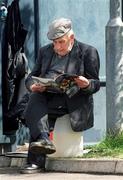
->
0, 155, 11, 167
10, 157, 27, 167
115, 161, 123, 174
2, 155, 123, 174
46, 158, 117, 174
0, 167, 19, 174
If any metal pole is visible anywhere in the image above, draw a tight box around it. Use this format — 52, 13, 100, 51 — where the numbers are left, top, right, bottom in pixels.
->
121, 0, 123, 21
106, 0, 123, 133
34, 0, 39, 62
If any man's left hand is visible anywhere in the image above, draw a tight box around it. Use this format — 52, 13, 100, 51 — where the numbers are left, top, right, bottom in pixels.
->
74, 76, 90, 89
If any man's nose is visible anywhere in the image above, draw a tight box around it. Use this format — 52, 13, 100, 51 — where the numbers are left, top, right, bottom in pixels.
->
55, 43, 61, 50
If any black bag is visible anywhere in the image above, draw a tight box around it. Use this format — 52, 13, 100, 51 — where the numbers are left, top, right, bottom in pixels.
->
13, 50, 28, 79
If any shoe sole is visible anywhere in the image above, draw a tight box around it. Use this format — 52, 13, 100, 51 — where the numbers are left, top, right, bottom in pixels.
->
30, 144, 56, 154
20, 169, 42, 174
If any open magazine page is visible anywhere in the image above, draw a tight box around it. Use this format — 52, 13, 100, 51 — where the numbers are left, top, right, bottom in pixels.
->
32, 73, 78, 85
32, 76, 56, 86
32, 76, 61, 93
32, 73, 80, 97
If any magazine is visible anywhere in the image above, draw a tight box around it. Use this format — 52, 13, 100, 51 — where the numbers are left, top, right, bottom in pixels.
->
32, 73, 80, 97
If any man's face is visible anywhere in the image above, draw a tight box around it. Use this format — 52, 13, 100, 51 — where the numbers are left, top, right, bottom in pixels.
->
53, 34, 74, 56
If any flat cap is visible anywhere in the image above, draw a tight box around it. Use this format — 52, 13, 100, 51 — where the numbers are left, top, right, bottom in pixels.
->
47, 18, 72, 40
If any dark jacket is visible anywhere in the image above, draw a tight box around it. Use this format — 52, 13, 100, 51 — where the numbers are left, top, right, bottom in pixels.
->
25, 40, 100, 132
2, 0, 28, 134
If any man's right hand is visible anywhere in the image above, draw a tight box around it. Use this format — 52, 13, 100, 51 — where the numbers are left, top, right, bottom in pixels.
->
30, 83, 47, 92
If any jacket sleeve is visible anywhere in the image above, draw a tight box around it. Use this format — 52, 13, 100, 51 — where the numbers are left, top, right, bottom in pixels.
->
80, 46, 100, 95
25, 49, 42, 91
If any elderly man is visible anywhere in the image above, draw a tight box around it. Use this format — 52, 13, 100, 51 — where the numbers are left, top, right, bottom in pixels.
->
20, 17, 100, 173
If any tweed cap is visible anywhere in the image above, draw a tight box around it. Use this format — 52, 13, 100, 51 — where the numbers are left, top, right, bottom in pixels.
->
47, 18, 72, 40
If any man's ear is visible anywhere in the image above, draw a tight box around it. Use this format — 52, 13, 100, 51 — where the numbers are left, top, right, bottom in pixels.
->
70, 34, 74, 40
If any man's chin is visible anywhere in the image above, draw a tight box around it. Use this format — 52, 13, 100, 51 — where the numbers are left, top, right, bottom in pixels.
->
57, 51, 68, 57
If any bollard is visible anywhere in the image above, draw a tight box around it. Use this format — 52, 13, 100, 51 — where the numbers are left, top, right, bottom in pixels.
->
49, 114, 83, 158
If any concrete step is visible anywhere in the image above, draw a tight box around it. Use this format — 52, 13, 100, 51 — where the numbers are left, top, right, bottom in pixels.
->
0, 153, 27, 167
1, 154, 123, 174
0, 155, 11, 167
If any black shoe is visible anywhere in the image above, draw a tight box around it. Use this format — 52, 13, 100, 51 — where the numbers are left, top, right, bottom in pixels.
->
30, 139, 56, 154
20, 164, 45, 174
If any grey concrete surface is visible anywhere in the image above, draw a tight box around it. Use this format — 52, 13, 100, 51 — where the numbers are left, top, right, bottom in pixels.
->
46, 158, 123, 174
46, 158, 115, 173
1, 169, 123, 180
1, 155, 123, 176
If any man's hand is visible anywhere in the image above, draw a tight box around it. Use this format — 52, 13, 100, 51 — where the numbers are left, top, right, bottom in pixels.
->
74, 76, 90, 89
30, 83, 47, 92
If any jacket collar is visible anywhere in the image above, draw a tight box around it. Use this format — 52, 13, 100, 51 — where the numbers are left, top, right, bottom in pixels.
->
42, 40, 81, 76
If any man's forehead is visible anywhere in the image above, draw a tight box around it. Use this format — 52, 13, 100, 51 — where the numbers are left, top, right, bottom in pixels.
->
53, 34, 68, 42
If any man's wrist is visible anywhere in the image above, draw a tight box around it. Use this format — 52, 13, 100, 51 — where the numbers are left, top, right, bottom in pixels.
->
82, 80, 91, 90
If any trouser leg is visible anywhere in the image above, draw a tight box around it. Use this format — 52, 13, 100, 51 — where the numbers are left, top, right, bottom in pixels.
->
25, 92, 68, 163
27, 136, 46, 168
24, 92, 49, 139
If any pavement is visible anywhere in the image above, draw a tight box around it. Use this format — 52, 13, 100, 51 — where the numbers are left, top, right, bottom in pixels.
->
1, 170, 123, 180
1, 154, 123, 175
